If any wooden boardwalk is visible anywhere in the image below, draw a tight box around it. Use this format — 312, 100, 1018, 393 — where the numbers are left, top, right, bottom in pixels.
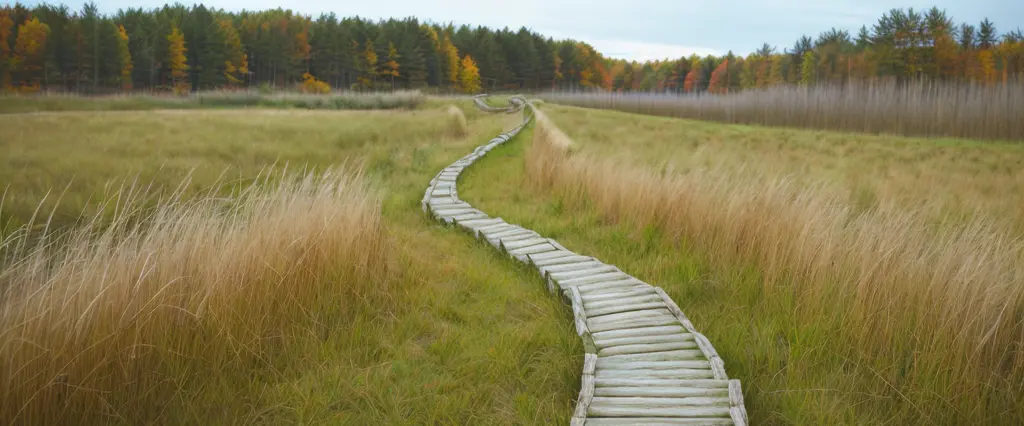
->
422, 97, 748, 425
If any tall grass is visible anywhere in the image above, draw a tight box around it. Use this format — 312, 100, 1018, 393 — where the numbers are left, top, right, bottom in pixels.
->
527, 107, 1024, 421
0, 168, 389, 424
543, 80, 1024, 141
0, 90, 426, 113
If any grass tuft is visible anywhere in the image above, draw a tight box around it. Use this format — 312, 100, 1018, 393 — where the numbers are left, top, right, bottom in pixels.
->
0, 168, 389, 424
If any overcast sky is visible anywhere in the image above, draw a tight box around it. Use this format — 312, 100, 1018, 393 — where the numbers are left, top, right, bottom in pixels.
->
53, 0, 1024, 61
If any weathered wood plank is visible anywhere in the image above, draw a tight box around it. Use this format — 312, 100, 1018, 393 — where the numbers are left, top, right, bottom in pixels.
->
584, 293, 663, 310
533, 254, 593, 268
450, 212, 489, 221
587, 405, 731, 418
599, 350, 707, 362
593, 386, 726, 398
597, 341, 700, 357
432, 207, 475, 217
539, 260, 605, 276
507, 242, 557, 257
557, 271, 633, 287
595, 368, 715, 380
586, 301, 670, 318
501, 237, 550, 251
586, 308, 674, 325
591, 325, 687, 341
595, 333, 695, 350
456, 217, 502, 228
527, 250, 576, 262
595, 360, 710, 371
585, 417, 733, 425
548, 265, 619, 281
729, 380, 747, 426
587, 316, 680, 333
595, 378, 730, 388
590, 396, 730, 408
581, 288, 658, 304
573, 374, 596, 420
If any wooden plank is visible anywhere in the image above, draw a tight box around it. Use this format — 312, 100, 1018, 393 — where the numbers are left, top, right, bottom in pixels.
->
595, 333, 695, 350
729, 380, 747, 426
557, 271, 632, 287
595, 378, 729, 389
526, 249, 575, 262
591, 325, 687, 341
590, 396, 730, 408
581, 288, 658, 304
595, 369, 715, 380
484, 228, 533, 239
586, 301, 670, 318
573, 374, 595, 420
575, 280, 650, 295
584, 294, 663, 310
597, 341, 700, 357
593, 386, 726, 398
585, 417, 733, 425
532, 254, 593, 268
495, 233, 544, 244
456, 218, 503, 229
583, 353, 598, 376
450, 212, 489, 221
433, 208, 475, 217
548, 265, 619, 281
501, 237, 549, 251
599, 350, 706, 362
587, 309, 674, 326
587, 316, 679, 333
539, 260, 605, 276
507, 243, 556, 257
587, 405, 731, 418
595, 360, 710, 371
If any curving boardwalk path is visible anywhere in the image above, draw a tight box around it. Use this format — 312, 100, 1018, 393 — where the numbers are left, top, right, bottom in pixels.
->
423, 96, 748, 425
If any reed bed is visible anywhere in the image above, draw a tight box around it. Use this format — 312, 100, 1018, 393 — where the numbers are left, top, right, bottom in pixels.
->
542, 81, 1024, 141
527, 107, 1024, 421
0, 168, 389, 424
0, 90, 426, 113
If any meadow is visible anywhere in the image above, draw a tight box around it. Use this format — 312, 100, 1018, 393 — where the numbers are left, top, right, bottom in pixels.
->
0, 101, 578, 424
462, 102, 1023, 424
542, 81, 1024, 141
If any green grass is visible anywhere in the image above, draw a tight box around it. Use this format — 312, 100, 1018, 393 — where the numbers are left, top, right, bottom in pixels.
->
0, 102, 579, 424
457, 107, 1024, 424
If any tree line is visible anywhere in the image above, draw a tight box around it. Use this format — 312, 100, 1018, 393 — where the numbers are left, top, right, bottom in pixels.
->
0, 2, 610, 94
611, 8, 1023, 93
1, 4, 1021, 94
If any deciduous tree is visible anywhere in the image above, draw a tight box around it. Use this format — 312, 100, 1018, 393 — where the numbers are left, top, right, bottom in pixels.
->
167, 25, 189, 94
458, 54, 480, 93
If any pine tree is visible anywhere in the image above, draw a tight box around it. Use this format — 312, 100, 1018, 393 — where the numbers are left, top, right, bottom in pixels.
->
219, 19, 247, 88
167, 25, 189, 94
440, 33, 459, 88
115, 24, 132, 90
380, 41, 399, 89
0, 10, 14, 89
800, 50, 816, 85
458, 54, 480, 93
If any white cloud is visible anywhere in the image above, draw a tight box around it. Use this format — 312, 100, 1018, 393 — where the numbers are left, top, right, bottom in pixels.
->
587, 39, 722, 62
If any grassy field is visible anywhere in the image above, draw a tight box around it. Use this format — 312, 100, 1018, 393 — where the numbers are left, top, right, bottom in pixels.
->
543, 81, 1024, 141
0, 91, 426, 114
457, 104, 1024, 424
0, 103, 578, 424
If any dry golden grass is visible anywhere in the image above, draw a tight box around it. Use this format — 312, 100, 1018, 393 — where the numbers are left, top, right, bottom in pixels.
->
528, 105, 1024, 422
543, 80, 1024, 141
0, 169, 387, 424
446, 105, 469, 138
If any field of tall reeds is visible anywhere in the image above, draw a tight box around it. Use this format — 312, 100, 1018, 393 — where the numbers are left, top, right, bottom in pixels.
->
543, 81, 1024, 141
522, 105, 1024, 423
0, 90, 426, 114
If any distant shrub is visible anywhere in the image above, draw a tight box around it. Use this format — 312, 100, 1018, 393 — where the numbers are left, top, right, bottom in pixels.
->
445, 105, 468, 137
299, 73, 331, 94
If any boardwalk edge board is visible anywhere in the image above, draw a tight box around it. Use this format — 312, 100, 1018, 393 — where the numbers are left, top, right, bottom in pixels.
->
424, 96, 748, 426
